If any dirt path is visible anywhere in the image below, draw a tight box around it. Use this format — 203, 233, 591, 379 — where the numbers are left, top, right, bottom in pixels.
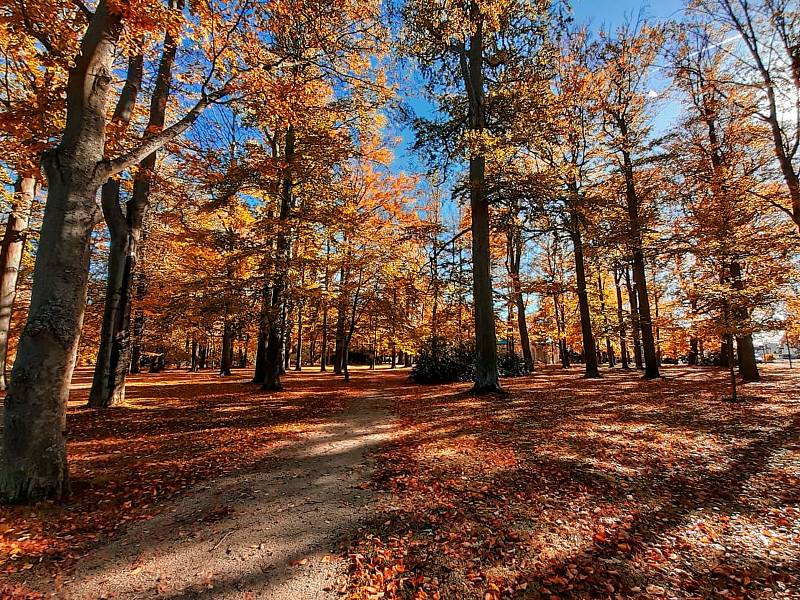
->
40, 393, 394, 599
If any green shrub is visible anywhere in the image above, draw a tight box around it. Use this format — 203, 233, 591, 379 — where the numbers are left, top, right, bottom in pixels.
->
498, 351, 531, 377
411, 337, 475, 383
411, 338, 531, 383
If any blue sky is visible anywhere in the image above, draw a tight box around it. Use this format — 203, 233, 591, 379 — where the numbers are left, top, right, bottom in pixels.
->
390, 0, 688, 180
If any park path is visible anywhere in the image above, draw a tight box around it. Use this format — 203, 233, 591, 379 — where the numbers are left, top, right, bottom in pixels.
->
41, 392, 395, 599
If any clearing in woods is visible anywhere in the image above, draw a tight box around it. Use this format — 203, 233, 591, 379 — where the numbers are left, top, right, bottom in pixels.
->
1, 365, 799, 599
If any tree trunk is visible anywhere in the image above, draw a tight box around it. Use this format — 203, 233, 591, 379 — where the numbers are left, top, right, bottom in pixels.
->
597, 272, 614, 367
0, 0, 124, 501
729, 261, 760, 382
282, 304, 291, 373
613, 266, 630, 369
294, 304, 303, 371
624, 266, 643, 369
90, 21, 178, 407
621, 145, 659, 378
262, 126, 294, 392
507, 225, 533, 372
219, 319, 233, 376
190, 339, 198, 371
0, 175, 36, 390
569, 208, 599, 378
320, 304, 328, 372
462, 9, 501, 394
333, 266, 348, 375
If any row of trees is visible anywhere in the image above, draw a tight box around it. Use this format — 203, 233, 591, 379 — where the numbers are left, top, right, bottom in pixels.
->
406, 0, 798, 390
0, 0, 798, 503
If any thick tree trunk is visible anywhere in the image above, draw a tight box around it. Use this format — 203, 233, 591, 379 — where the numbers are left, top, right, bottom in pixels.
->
190, 339, 198, 371
620, 146, 659, 379
262, 127, 294, 392
0, 176, 36, 390
597, 272, 614, 367
0, 0, 123, 501
90, 22, 178, 407
1, 174, 100, 501
507, 226, 533, 372
720, 337, 731, 368
736, 334, 759, 380
729, 261, 760, 382
464, 17, 501, 394
569, 209, 599, 378
320, 305, 328, 372
294, 305, 303, 371
282, 305, 291, 373
333, 267, 348, 375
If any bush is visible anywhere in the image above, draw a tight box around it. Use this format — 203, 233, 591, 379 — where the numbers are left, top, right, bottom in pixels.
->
411, 337, 475, 383
411, 339, 531, 383
498, 352, 531, 377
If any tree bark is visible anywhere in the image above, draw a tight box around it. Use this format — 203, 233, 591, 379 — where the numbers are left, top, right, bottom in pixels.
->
507, 225, 533, 372
621, 146, 659, 379
597, 272, 614, 367
463, 10, 501, 393
614, 267, 630, 369
262, 126, 294, 391
569, 207, 599, 378
624, 265, 643, 369
730, 260, 760, 381
0, 0, 123, 501
0, 175, 36, 390
89, 21, 178, 407
294, 304, 303, 371
219, 319, 233, 376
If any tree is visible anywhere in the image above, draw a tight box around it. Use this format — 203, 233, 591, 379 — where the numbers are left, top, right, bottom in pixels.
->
402, 0, 553, 393
693, 0, 800, 232
596, 21, 663, 379
0, 0, 248, 503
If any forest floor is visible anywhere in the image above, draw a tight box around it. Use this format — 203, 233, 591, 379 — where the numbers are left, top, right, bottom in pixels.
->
0, 365, 799, 599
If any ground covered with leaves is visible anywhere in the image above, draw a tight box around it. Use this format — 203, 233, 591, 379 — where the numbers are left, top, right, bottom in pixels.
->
0, 367, 357, 587
1, 366, 798, 599
347, 366, 800, 600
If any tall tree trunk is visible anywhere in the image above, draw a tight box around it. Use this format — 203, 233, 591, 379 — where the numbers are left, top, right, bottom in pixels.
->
262, 126, 294, 392
463, 8, 501, 393
553, 293, 569, 368
620, 140, 659, 378
0, 1, 124, 501
688, 298, 699, 365
252, 274, 272, 383
90, 19, 178, 407
569, 207, 599, 378
333, 264, 348, 375
507, 225, 533, 372
294, 304, 303, 371
282, 304, 291, 373
219, 318, 233, 376
320, 305, 329, 372
190, 338, 198, 372
624, 266, 643, 369
614, 266, 630, 369
0, 175, 36, 390
597, 272, 614, 367
729, 260, 760, 381
1, 0, 222, 501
